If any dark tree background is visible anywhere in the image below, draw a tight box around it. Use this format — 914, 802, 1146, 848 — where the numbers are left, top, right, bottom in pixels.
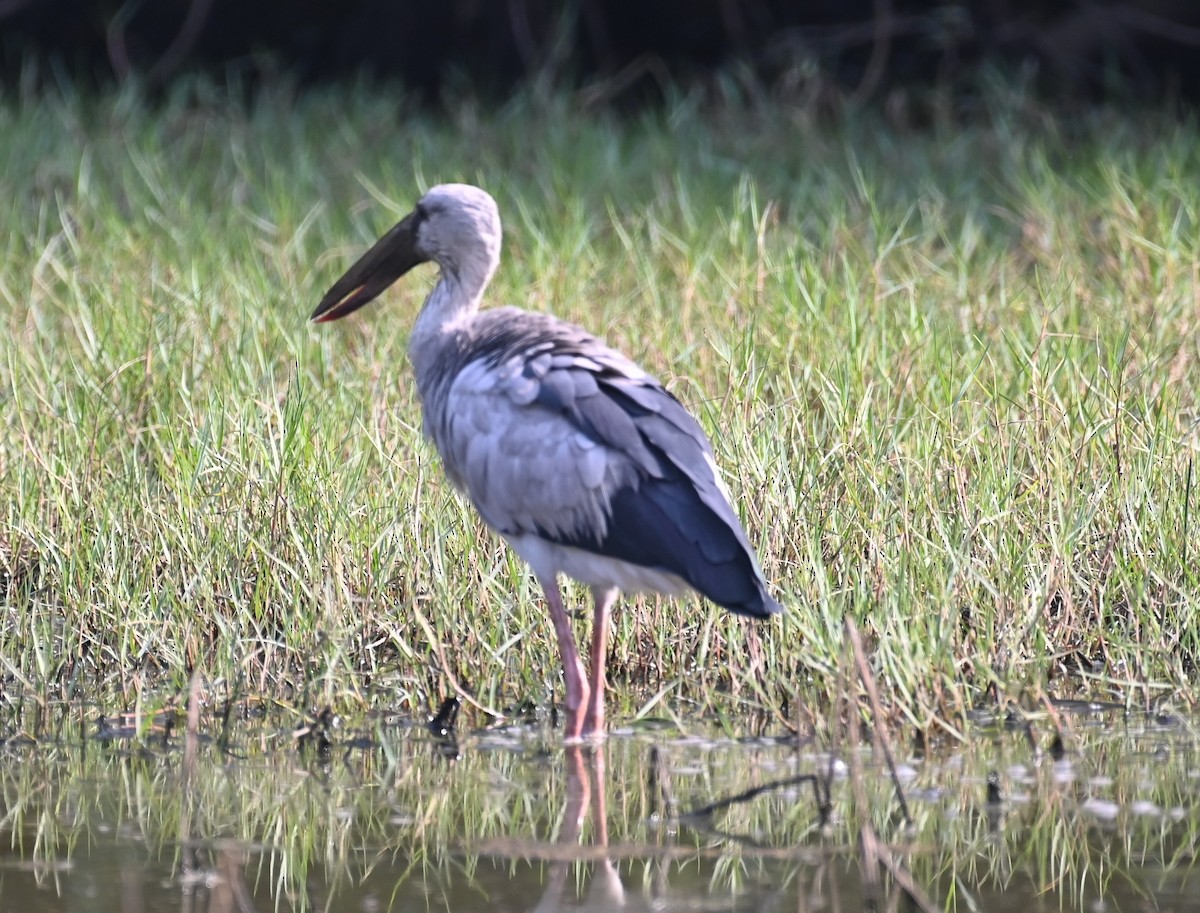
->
2, 1, 1200, 102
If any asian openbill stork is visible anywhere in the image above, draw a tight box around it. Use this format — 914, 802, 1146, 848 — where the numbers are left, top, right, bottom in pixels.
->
311, 184, 782, 739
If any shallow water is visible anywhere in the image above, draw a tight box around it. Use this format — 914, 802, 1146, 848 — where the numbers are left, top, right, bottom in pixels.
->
0, 709, 1196, 912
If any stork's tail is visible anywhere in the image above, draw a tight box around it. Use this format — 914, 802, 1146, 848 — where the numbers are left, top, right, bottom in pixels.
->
717, 575, 783, 619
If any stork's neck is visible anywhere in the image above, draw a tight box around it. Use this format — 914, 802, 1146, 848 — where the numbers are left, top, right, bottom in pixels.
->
408, 258, 495, 393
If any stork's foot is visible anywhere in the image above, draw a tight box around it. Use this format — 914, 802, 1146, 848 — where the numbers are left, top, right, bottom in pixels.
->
562, 697, 590, 740
560, 657, 590, 741
561, 685, 616, 741
581, 681, 605, 737
580, 709, 605, 738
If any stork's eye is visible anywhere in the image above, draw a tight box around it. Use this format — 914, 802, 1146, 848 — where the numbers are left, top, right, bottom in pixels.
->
416, 202, 430, 220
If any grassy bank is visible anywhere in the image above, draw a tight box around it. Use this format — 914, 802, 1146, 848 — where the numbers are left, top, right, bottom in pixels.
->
1, 79, 1198, 732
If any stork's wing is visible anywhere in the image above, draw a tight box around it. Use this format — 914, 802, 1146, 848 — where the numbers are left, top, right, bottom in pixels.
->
430, 309, 780, 617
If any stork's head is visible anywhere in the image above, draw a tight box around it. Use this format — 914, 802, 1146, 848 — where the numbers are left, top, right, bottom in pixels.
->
311, 183, 502, 323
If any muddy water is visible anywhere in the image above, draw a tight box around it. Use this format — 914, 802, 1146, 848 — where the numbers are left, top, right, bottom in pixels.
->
0, 711, 1195, 912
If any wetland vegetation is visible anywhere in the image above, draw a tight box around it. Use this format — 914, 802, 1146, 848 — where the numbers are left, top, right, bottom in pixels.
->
1, 75, 1199, 910
3, 78, 1198, 732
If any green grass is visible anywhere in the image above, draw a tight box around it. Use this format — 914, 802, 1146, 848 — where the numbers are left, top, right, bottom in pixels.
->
2, 77, 1199, 730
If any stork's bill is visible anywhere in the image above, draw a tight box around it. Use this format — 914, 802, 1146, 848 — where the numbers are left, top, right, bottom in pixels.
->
312, 210, 427, 323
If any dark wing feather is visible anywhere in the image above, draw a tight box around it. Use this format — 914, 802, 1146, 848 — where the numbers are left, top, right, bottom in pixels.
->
571, 378, 780, 617
535, 372, 660, 477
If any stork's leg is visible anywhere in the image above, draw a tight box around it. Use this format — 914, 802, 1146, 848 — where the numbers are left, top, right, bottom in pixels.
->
540, 576, 589, 739
583, 586, 617, 736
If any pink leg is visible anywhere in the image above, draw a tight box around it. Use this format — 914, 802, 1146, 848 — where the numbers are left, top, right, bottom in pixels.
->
540, 576, 589, 739
583, 586, 617, 737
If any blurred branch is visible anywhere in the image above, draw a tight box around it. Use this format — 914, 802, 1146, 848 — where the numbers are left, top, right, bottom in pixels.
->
105, 2, 136, 81
107, 0, 214, 85
851, 0, 894, 103
146, 0, 214, 84
507, 0, 539, 75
